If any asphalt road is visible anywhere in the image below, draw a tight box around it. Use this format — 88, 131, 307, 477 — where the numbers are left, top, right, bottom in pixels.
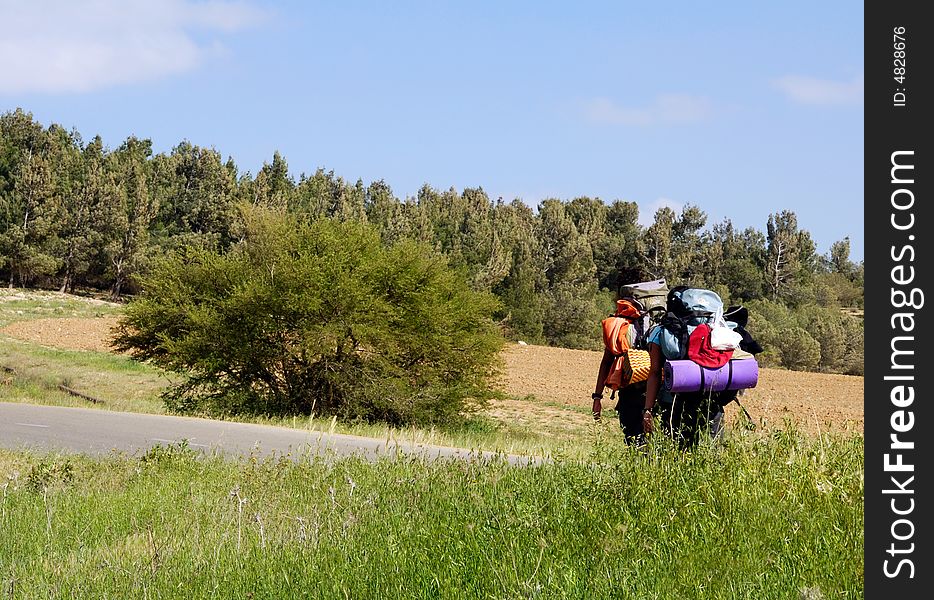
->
0, 403, 536, 465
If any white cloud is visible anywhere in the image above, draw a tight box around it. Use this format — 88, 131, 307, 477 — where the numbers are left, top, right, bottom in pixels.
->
586, 94, 711, 126
638, 197, 683, 227
772, 74, 863, 106
0, 0, 267, 94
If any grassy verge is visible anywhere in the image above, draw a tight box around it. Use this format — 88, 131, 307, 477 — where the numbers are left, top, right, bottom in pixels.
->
0, 338, 169, 413
0, 291, 168, 414
0, 429, 863, 599
0, 291, 121, 326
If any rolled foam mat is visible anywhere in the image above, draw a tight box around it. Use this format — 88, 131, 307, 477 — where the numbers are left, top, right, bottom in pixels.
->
664, 358, 759, 393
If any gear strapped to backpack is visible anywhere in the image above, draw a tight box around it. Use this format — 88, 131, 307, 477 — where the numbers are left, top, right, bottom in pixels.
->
652, 286, 761, 404
652, 286, 723, 359
618, 278, 669, 340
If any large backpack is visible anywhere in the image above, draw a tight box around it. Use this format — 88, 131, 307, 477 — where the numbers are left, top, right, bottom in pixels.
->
654, 288, 761, 423
618, 278, 669, 346
601, 298, 647, 391
654, 286, 725, 359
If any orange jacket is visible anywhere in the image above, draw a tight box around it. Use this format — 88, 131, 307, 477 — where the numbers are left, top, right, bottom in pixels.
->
601, 299, 643, 391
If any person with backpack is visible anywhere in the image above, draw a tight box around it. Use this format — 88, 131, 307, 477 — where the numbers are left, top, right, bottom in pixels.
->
593, 279, 667, 444
594, 280, 761, 446
641, 286, 755, 448
592, 296, 648, 443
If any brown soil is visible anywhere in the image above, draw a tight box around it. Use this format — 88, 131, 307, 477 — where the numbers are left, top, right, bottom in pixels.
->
2, 315, 864, 436
1, 316, 121, 353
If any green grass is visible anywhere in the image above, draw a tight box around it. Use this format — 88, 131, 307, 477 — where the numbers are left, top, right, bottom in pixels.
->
0, 429, 863, 599
0, 338, 169, 413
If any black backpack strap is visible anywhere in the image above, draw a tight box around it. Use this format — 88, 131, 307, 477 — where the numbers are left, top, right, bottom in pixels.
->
736, 395, 756, 429
658, 311, 692, 359
631, 318, 646, 348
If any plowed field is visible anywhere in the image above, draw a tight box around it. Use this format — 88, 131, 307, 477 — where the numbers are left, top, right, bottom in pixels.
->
495, 343, 863, 436
1, 316, 121, 353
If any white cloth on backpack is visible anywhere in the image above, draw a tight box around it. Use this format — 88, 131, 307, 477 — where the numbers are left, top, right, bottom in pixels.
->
709, 306, 742, 350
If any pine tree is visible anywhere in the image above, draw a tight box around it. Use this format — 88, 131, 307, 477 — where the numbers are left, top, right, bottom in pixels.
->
490, 199, 546, 342
0, 110, 62, 287
765, 210, 814, 301
58, 136, 115, 292
599, 200, 642, 290
641, 206, 676, 280
365, 179, 408, 242
152, 142, 239, 250
1, 149, 61, 287
707, 220, 766, 302
537, 199, 599, 348
670, 204, 708, 284
104, 137, 158, 299
829, 237, 854, 276
292, 169, 366, 223
251, 151, 294, 208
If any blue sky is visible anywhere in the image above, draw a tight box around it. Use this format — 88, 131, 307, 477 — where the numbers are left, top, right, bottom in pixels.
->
1, 0, 864, 259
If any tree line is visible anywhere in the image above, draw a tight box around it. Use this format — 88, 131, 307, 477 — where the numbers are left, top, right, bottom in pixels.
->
0, 108, 863, 374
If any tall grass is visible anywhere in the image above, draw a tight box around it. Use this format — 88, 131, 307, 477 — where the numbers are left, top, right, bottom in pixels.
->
0, 428, 863, 599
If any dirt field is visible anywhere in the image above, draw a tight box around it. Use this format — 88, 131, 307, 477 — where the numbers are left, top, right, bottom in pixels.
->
1, 316, 864, 436
1, 316, 122, 353
496, 344, 863, 435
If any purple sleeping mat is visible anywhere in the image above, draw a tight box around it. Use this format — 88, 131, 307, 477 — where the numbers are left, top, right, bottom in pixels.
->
663, 358, 759, 393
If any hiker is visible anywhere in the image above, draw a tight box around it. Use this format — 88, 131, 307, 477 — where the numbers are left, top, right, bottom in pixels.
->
641, 287, 762, 448
592, 279, 666, 444
594, 280, 761, 447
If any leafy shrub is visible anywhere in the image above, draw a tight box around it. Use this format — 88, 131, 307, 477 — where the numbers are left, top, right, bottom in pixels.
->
840, 316, 864, 375
777, 327, 822, 371
745, 299, 791, 368
816, 271, 864, 308
745, 299, 862, 373
803, 307, 847, 372
114, 209, 504, 426
26, 458, 74, 492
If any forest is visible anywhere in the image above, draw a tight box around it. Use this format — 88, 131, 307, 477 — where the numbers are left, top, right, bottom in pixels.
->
0, 108, 863, 374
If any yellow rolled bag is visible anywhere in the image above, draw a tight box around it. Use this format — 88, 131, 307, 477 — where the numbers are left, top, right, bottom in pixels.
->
621, 348, 651, 386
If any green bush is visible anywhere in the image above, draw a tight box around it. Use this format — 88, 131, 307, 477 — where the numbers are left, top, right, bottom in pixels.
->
841, 316, 865, 375
746, 298, 864, 373
113, 209, 504, 426
777, 326, 822, 371
745, 299, 790, 368
803, 307, 848, 372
